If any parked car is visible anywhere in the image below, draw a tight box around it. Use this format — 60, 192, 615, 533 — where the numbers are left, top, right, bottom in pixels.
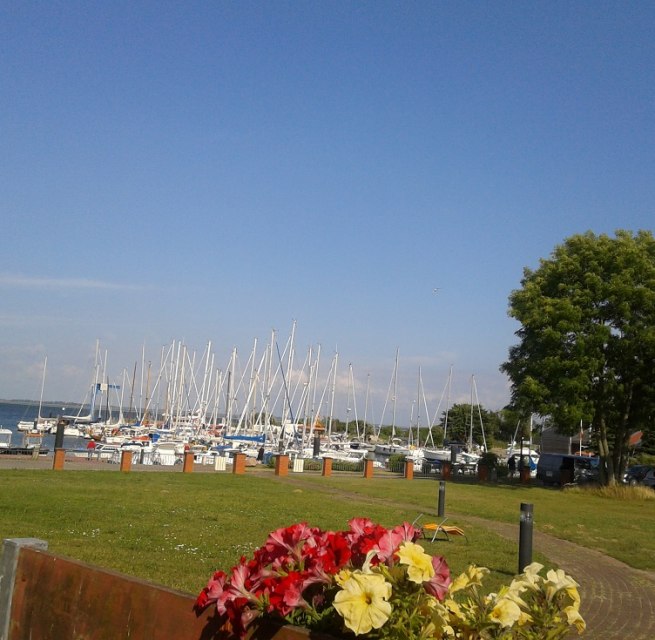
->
623, 464, 655, 487
536, 453, 599, 486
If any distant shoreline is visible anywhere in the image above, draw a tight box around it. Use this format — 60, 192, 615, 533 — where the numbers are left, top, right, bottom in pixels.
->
0, 399, 83, 409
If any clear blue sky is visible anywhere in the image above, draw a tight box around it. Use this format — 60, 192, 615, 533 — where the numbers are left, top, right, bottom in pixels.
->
2, 1, 654, 424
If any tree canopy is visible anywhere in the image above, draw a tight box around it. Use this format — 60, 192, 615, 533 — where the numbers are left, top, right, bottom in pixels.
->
440, 403, 500, 447
501, 230, 655, 484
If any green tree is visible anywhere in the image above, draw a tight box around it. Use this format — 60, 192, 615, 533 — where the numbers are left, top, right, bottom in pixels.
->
501, 230, 655, 484
440, 403, 499, 447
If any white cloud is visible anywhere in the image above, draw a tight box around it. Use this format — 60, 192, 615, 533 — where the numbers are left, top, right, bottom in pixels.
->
0, 273, 145, 291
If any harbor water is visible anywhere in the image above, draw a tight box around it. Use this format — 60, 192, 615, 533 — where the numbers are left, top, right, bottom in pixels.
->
0, 401, 88, 454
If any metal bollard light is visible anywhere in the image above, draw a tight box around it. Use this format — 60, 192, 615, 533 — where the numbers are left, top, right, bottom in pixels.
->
518, 502, 534, 573
438, 480, 446, 517
54, 418, 66, 450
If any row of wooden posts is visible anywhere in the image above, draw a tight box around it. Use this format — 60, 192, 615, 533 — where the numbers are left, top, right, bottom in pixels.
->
50, 449, 533, 484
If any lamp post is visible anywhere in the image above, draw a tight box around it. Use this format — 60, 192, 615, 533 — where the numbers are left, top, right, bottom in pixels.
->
519, 503, 534, 572
438, 480, 446, 517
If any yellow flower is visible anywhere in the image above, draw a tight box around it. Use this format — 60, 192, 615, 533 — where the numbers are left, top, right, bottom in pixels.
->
564, 605, 586, 634
428, 601, 456, 637
361, 549, 378, 573
489, 597, 522, 627
442, 598, 466, 622
448, 572, 470, 594
516, 562, 544, 590
335, 568, 352, 587
544, 568, 580, 602
333, 571, 392, 635
448, 565, 489, 593
396, 541, 435, 584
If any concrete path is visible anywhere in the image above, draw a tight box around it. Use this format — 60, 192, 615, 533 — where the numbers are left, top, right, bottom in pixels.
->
466, 516, 655, 640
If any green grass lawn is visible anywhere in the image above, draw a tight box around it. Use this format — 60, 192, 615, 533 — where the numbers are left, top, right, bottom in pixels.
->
290, 474, 655, 570
0, 468, 651, 596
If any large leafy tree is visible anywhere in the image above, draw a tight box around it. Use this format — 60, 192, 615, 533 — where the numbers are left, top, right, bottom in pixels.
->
501, 230, 655, 484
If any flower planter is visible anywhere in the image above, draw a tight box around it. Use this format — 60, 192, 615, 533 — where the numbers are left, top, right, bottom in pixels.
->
198, 520, 585, 640
247, 622, 339, 639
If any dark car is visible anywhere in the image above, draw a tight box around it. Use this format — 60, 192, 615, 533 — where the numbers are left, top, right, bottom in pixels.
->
537, 453, 599, 486
623, 464, 655, 487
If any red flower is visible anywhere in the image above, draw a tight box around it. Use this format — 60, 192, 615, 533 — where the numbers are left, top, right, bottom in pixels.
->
265, 570, 308, 616
227, 561, 264, 604
224, 596, 260, 638
259, 522, 318, 566
196, 519, 453, 638
195, 570, 227, 612
314, 530, 352, 573
345, 518, 381, 564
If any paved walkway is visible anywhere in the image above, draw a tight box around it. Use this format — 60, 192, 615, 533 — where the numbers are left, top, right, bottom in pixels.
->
467, 516, 655, 639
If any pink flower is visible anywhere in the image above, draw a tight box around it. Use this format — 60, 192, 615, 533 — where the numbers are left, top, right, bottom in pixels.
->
345, 518, 389, 566
392, 521, 422, 543
259, 522, 318, 566
423, 554, 452, 601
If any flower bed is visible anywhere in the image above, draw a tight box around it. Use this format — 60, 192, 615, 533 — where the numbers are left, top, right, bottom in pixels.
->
196, 519, 585, 639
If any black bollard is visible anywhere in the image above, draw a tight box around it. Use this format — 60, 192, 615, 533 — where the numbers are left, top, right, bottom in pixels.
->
313, 434, 321, 458
518, 502, 534, 573
438, 480, 446, 517
54, 418, 66, 450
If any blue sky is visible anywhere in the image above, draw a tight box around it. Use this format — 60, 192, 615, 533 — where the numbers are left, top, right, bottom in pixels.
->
2, 2, 654, 424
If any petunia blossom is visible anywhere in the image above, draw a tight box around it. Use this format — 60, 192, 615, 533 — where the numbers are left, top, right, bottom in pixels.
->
396, 541, 435, 584
423, 554, 451, 600
489, 596, 522, 627
333, 572, 392, 635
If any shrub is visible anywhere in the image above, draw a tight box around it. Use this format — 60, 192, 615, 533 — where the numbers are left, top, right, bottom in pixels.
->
478, 452, 499, 468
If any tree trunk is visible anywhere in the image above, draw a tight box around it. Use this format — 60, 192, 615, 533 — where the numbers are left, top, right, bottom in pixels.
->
610, 383, 633, 484
596, 414, 612, 486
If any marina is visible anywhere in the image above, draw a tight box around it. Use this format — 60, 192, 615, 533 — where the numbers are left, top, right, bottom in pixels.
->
0, 334, 508, 472
0, 399, 492, 473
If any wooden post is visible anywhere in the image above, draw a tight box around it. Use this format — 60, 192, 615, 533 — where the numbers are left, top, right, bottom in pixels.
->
404, 459, 414, 480
232, 452, 246, 475
322, 457, 333, 477
441, 461, 452, 480
275, 454, 290, 477
520, 468, 531, 485
52, 448, 66, 471
363, 458, 374, 479
183, 451, 194, 473
120, 451, 132, 473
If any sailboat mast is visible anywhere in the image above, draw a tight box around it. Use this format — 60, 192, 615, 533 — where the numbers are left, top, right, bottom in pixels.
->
391, 348, 399, 440
443, 365, 452, 442
327, 350, 338, 439
363, 372, 370, 442
471, 375, 488, 452
37, 355, 47, 421
414, 367, 422, 447
469, 375, 474, 450
128, 361, 137, 422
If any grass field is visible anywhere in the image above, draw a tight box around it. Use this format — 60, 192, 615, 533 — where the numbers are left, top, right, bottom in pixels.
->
290, 474, 655, 571
0, 468, 652, 596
